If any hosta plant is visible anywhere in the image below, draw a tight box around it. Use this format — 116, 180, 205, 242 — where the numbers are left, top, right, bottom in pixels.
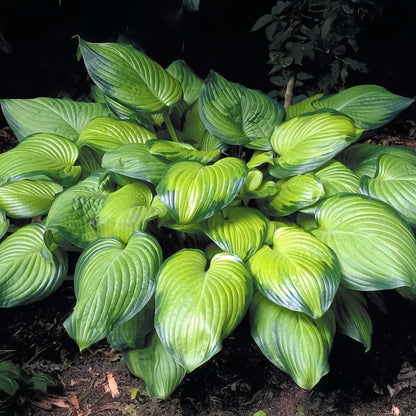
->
1, 38, 415, 397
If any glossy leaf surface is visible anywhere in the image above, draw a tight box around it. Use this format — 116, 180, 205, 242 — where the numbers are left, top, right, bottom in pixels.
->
333, 288, 372, 351
64, 231, 162, 349
155, 250, 252, 371
77, 116, 157, 152
250, 293, 335, 389
269, 110, 361, 178
359, 154, 416, 227
97, 183, 161, 242
0, 208, 8, 239
0, 133, 80, 187
249, 226, 340, 318
0, 180, 63, 219
45, 170, 113, 248
123, 332, 186, 399
101, 143, 168, 185
268, 173, 324, 216
199, 71, 284, 145
203, 206, 269, 261
0, 97, 108, 142
313, 85, 414, 129
312, 194, 416, 290
156, 157, 248, 224
0, 223, 67, 307
78, 39, 182, 113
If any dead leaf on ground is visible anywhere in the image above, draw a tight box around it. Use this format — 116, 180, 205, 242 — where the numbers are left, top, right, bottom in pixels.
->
104, 372, 120, 398
35, 395, 70, 410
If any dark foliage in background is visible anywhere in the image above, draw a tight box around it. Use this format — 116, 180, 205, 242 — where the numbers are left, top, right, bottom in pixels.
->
253, 0, 386, 100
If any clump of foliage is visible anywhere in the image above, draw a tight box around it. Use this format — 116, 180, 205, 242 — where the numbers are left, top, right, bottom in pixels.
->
0, 38, 415, 398
252, 0, 385, 99
0, 360, 57, 408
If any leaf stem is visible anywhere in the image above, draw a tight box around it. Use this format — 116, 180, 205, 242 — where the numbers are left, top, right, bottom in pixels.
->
163, 110, 179, 142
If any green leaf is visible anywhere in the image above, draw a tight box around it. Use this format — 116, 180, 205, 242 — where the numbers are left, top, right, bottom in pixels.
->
202, 206, 269, 261
249, 226, 340, 318
0, 208, 9, 239
45, 170, 113, 249
0, 223, 67, 307
269, 110, 362, 178
156, 157, 248, 224
312, 85, 414, 129
0, 361, 22, 396
78, 39, 182, 113
0, 133, 81, 187
337, 144, 416, 178
239, 168, 279, 201
77, 116, 157, 152
312, 194, 416, 290
333, 288, 372, 351
107, 297, 155, 351
267, 173, 325, 216
250, 292, 335, 389
97, 183, 161, 243
147, 139, 221, 163
285, 94, 323, 120
166, 60, 203, 107
0, 97, 109, 142
123, 331, 186, 399
359, 154, 416, 227
64, 231, 162, 350
199, 71, 284, 145
0, 180, 63, 219
314, 160, 360, 196
101, 143, 168, 185
182, 102, 227, 152
155, 249, 252, 371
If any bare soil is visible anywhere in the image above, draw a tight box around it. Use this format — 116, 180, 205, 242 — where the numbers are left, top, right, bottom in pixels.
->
1, 126, 416, 416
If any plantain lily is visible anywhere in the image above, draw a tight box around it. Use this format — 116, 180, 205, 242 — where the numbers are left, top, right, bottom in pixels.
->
0, 38, 415, 397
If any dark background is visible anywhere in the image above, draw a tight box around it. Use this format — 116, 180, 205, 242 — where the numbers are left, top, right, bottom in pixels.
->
1, 0, 416, 124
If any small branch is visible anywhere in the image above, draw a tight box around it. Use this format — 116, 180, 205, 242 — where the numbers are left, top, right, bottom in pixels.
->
163, 110, 179, 142
284, 76, 295, 108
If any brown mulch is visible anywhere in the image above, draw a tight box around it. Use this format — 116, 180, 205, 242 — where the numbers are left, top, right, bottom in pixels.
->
1, 126, 416, 416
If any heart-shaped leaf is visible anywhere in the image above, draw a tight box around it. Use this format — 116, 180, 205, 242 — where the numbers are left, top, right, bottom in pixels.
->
156, 157, 248, 224
102, 143, 168, 185
250, 292, 335, 389
332, 288, 372, 351
78, 39, 182, 113
249, 226, 340, 318
0, 133, 81, 187
97, 183, 161, 243
199, 71, 284, 145
359, 154, 416, 227
312, 194, 416, 290
0, 223, 67, 307
123, 331, 186, 399
313, 85, 414, 129
107, 297, 155, 351
269, 110, 362, 178
0, 97, 108, 142
64, 231, 162, 350
45, 170, 113, 248
147, 139, 221, 163
267, 173, 325, 217
77, 116, 157, 152
155, 249, 252, 371
0, 180, 63, 219
202, 206, 269, 261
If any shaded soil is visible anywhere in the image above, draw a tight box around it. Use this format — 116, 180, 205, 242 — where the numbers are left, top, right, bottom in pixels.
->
1, 126, 416, 416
